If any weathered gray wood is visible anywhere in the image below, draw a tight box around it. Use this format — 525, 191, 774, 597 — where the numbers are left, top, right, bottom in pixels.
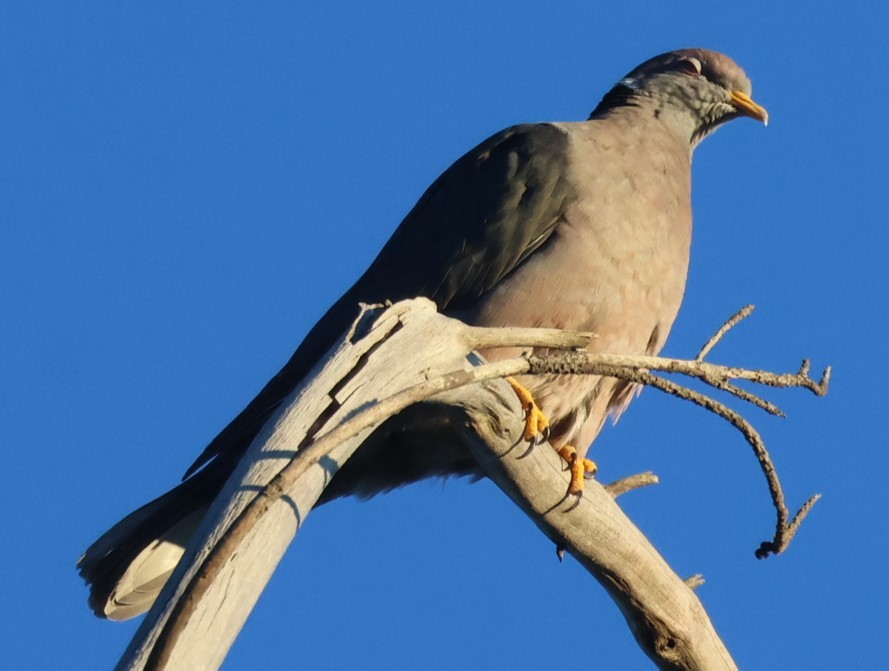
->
116, 298, 736, 670
433, 375, 736, 670
116, 300, 484, 670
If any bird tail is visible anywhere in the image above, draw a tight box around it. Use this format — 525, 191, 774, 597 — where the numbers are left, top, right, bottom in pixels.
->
77, 468, 221, 621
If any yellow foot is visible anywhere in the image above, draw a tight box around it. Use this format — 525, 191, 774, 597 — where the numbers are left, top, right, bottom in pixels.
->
557, 445, 598, 495
507, 376, 549, 442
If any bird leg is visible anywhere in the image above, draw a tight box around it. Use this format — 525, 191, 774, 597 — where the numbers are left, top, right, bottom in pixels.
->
507, 377, 549, 442
507, 377, 597, 495
556, 445, 597, 495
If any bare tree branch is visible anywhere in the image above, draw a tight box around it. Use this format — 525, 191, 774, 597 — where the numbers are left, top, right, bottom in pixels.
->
696, 304, 756, 361
116, 299, 828, 670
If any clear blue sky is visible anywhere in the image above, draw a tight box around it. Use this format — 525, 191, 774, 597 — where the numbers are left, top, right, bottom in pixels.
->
2, 3, 883, 669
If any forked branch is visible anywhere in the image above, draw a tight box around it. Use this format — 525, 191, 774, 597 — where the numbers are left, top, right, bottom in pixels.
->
509, 305, 828, 557
121, 300, 828, 671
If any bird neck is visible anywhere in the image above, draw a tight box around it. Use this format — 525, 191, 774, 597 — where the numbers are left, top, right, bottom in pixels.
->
589, 83, 639, 118
590, 85, 700, 151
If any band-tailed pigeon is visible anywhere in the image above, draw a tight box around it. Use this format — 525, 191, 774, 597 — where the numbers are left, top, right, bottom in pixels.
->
79, 48, 767, 620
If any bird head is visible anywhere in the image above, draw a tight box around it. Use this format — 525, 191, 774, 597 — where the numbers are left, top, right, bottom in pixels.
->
591, 48, 768, 146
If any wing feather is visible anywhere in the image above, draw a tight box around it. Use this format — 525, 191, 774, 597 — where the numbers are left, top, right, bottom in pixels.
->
183, 123, 576, 478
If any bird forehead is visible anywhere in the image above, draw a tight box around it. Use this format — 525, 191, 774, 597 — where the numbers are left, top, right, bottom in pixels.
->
696, 50, 753, 94
624, 48, 753, 95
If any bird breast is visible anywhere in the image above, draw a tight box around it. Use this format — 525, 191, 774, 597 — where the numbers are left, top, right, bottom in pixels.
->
465, 120, 693, 448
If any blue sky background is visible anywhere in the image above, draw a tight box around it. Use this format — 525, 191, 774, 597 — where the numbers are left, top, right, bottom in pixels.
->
2, 3, 885, 669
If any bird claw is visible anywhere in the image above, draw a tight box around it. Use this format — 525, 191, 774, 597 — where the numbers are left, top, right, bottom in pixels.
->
507, 378, 596, 496
508, 377, 550, 443
557, 445, 597, 496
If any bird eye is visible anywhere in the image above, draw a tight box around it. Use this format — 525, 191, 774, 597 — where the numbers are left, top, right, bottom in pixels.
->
675, 57, 702, 77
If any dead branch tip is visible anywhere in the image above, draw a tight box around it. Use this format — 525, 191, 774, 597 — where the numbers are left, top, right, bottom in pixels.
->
696, 304, 756, 361
685, 574, 706, 590
755, 493, 822, 559
604, 472, 660, 498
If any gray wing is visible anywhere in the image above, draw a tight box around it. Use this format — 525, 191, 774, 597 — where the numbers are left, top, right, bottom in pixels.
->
184, 122, 576, 478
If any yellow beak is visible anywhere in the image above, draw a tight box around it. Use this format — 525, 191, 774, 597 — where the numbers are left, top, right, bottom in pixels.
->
730, 91, 769, 126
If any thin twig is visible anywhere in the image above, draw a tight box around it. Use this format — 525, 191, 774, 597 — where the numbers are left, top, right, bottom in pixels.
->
716, 381, 785, 417
604, 472, 660, 498
527, 351, 830, 398
697, 304, 756, 361
604, 368, 820, 559
756, 493, 822, 558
